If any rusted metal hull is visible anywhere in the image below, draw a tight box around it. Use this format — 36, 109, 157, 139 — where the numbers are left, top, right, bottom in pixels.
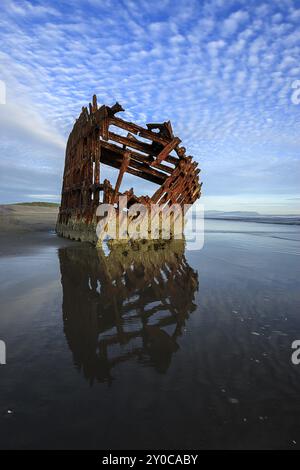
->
56, 95, 202, 243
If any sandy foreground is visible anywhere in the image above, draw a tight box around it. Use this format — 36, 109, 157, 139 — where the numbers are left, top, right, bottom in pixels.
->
0, 204, 72, 256
0, 204, 59, 233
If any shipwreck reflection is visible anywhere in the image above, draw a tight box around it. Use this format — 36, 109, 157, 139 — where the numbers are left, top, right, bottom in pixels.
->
59, 240, 199, 384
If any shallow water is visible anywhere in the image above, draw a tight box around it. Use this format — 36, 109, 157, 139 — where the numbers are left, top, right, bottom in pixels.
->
0, 220, 300, 449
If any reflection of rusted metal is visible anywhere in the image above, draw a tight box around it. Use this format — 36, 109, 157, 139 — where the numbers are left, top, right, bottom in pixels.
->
56, 95, 202, 242
59, 239, 198, 384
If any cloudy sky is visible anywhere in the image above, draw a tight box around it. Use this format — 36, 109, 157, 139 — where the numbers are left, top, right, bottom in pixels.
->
0, 0, 299, 214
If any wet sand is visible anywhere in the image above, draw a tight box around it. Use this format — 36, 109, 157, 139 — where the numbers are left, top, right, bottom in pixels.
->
0, 204, 59, 232
0, 204, 67, 256
0, 212, 300, 450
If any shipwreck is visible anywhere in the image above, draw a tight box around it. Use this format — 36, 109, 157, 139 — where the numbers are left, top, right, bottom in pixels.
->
56, 95, 202, 243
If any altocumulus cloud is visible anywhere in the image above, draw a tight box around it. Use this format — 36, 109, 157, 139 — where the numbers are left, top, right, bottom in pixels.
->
0, 0, 299, 213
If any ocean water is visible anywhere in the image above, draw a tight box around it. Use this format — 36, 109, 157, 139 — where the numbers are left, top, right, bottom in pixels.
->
0, 219, 300, 449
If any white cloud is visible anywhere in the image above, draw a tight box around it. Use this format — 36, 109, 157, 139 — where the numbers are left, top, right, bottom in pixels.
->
222, 10, 249, 36
0, 0, 299, 210
3, 0, 60, 17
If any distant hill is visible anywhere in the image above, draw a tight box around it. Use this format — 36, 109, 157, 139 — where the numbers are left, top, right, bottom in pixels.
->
205, 210, 260, 217
204, 210, 300, 225
15, 202, 60, 207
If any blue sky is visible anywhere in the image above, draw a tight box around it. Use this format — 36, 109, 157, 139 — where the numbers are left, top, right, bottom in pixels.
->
0, 0, 299, 214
